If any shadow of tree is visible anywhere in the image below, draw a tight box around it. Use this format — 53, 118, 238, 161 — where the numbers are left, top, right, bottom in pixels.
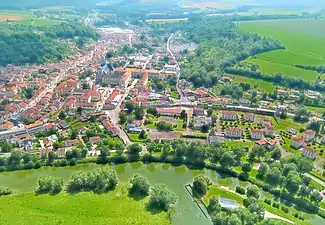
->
127, 189, 147, 201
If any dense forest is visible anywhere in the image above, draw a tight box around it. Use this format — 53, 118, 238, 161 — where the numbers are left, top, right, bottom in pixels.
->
0, 23, 99, 66
151, 18, 283, 87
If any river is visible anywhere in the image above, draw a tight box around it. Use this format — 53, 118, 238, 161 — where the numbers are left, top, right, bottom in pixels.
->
0, 162, 324, 225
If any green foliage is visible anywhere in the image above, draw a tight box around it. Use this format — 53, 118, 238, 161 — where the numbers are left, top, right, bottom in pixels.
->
156, 121, 173, 131
128, 144, 142, 155
0, 186, 12, 196
148, 183, 177, 211
129, 174, 150, 196
119, 111, 128, 124
192, 175, 210, 198
66, 168, 118, 193
37, 176, 63, 194
247, 185, 260, 199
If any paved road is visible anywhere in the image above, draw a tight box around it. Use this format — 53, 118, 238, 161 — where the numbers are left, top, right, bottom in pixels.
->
104, 79, 138, 145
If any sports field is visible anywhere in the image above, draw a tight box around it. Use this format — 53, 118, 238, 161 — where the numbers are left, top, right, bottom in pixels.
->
239, 19, 325, 82
0, 188, 170, 225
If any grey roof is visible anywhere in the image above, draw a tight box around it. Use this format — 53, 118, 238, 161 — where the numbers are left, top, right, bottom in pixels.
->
219, 197, 237, 209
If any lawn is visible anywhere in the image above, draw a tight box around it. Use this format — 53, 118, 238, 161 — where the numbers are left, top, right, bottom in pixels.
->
305, 106, 325, 116
170, 92, 180, 99
0, 187, 170, 225
203, 185, 244, 205
229, 74, 276, 93
273, 118, 307, 132
226, 141, 254, 149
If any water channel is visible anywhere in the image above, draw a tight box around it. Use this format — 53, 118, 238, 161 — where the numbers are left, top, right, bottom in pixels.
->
0, 162, 324, 225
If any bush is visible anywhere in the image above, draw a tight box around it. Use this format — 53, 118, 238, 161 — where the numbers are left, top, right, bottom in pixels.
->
272, 202, 280, 208
129, 174, 150, 196
281, 206, 289, 213
235, 186, 246, 195
0, 186, 12, 196
264, 199, 271, 205
37, 176, 64, 194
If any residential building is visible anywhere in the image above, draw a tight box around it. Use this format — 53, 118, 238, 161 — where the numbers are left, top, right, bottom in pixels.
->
221, 111, 236, 121
225, 128, 242, 139
119, 72, 132, 89
56, 148, 67, 158
193, 107, 204, 116
65, 139, 78, 147
254, 139, 267, 148
126, 123, 145, 133
23, 140, 33, 151
25, 121, 45, 134
259, 117, 272, 127
89, 136, 101, 145
208, 133, 225, 145
287, 128, 297, 135
251, 129, 264, 140
267, 139, 277, 150
0, 120, 14, 131
301, 146, 317, 160
245, 113, 254, 122
264, 124, 274, 137
157, 107, 182, 117
303, 130, 316, 142
102, 119, 119, 137
291, 136, 304, 149
193, 116, 212, 130
55, 79, 79, 97
137, 72, 148, 87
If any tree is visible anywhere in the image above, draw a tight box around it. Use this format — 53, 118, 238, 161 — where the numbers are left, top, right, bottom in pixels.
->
296, 157, 313, 174
0, 186, 12, 196
97, 147, 109, 164
294, 107, 309, 122
298, 185, 311, 198
135, 107, 145, 120
147, 107, 158, 116
48, 151, 56, 164
253, 146, 266, 161
220, 151, 236, 168
285, 171, 301, 194
192, 175, 209, 198
211, 211, 228, 225
310, 190, 322, 204
207, 108, 213, 117
128, 144, 142, 155
271, 148, 281, 161
37, 176, 63, 194
58, 110, 66, 120
232, 147, 246, 162
200, 124, 209, 133
266, 167, 281, 185
282, 163, 298, 176
242, 163, 252, 174
148, 183, 177, 211
258, 163, 269, 177
308, 121, 321, 133
129, 174, 150, 196
125, 100, 135, 114
247, 185, 260, 199
139, 130, 147, 139
7, 150, 23, 169
180, 110, 187, 120
119, 111, 128, 124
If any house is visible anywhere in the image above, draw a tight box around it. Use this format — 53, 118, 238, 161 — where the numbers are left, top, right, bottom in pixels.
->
120, 72, 132, 89
225, 128, 242, 139
157, 107, 182, 117
291, 136, 304, 149
264, 124, 274, 137
208, 133, 225, 145
193, 116, 212, 130
301, 146, 317, 160
251, 129, 264, 140
23, 139, 33, 151
254, 139, 267, 148
287, 128, 297, 135
65, 139, 78, 147
219, 197, 238, 210
25, 121, 45, 134
102, 119, 119, 137
259, 117, 272, 127
63, 96, 77, 111
277, 89, 288, 95
40, 148, 52, 156
43, 137, 53, 147
268, 139, 277, 150
221, 111, 236, 121
137, 72, 148, 87
303, 130, 316, 142
0, 120, 14, 131
58, 120, 69, 130
245, 113, 254, 122
56, 148, 67, 158
55, 79, 79, 97
126, 123, 145, 133
89, 136, 101, 145
193, 107, 204, 116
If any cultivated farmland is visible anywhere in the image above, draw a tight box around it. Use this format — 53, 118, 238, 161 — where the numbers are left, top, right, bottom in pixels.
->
238, 19, 325, 82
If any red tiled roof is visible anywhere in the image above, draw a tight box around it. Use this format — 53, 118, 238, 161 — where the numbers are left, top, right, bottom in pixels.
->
226, 127, 242, 132
292, 135, 304, 142
303, 146, 317, 154
157, 108, 182, 114
222, 111, 236, 115
251, 129, 264, 134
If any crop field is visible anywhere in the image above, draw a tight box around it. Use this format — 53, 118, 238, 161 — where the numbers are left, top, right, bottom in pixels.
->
245, 58, 319, 81
230, 74, 276, 93
0, 188, 170, 225
146, 18, 188, 23
239, 19, 325, 82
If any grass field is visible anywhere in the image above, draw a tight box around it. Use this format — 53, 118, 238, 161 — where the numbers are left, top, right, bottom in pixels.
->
0, 187, 170, 225
0, 10, 62, 27
146, 18, 188, 23
239, 19, 325, 82
229, 74, 276, 93
245, 58, 319, 81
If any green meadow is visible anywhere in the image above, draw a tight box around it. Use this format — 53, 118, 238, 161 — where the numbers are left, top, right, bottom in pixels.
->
0, 187, 170, 225
230, 74, 276, 93
239, 19, 325, 82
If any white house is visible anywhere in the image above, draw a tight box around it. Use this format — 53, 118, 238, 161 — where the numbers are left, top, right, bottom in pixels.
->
291, 136, 304, 149
303, 130, 316, 142
225, 128, 242, 139
245, 113, 255, 122
251, 129, 264, 140
221, 111, 237, 121
301, 146, 317, 160
264, 124, 274, 137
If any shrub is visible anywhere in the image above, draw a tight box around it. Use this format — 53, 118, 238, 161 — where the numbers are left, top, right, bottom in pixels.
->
281, 206, 289, 213
272, 202, 280, 208
264, 199, 271, 205
235, 186, 246, 195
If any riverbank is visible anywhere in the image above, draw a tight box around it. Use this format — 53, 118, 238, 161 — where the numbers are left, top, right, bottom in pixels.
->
0, 185, 170, 225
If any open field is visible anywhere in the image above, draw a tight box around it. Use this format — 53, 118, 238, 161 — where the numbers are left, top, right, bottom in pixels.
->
244, 58, 319, 81
145, 18, 188, 23
305, 106, 325, 116
0, 187, 170, 225
0, 14, 22, 22
239, 19, 325, 82
229, 74, 276, 93
183, 2, 233, 9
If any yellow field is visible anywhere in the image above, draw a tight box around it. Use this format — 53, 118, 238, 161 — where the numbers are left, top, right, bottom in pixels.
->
146, 18, 188, 23
0, 14, 22, 22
